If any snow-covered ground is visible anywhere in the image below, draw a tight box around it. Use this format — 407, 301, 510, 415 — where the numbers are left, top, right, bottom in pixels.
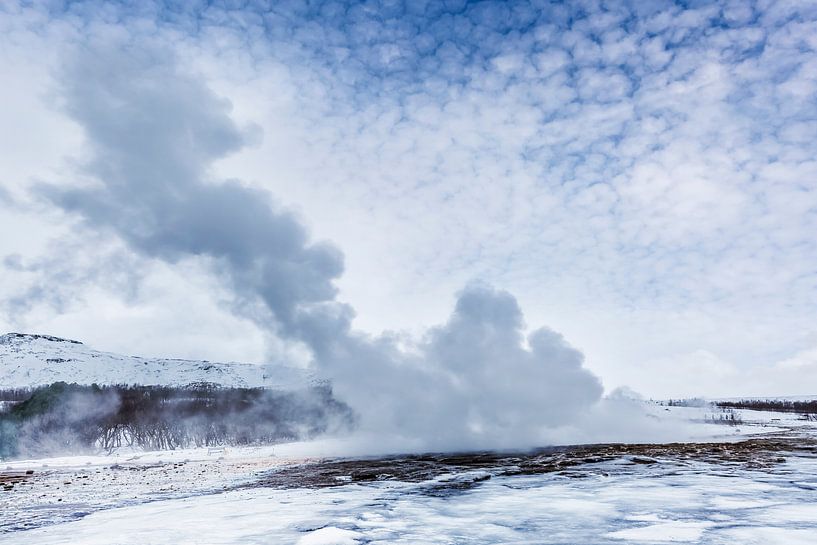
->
3, 440, 816, 544
1, 405, 816, 544
0, 333, 315, 389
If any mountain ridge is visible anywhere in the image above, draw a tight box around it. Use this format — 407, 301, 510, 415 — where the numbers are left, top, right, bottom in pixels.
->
0, 332, 317, 390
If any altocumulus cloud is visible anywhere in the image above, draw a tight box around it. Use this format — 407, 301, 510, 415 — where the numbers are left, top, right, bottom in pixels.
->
1, 0, 817, 400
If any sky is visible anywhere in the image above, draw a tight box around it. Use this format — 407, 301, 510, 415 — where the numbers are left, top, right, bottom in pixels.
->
1, 0, 816, 400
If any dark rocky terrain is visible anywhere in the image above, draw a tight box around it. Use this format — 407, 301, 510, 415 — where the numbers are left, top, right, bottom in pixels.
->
243, 436, 817, 494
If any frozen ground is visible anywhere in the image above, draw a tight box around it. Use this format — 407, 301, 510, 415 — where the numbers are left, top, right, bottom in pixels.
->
1, 405, 816, 544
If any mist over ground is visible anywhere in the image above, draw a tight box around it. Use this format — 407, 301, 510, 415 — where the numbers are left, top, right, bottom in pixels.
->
0, 383, 354, 458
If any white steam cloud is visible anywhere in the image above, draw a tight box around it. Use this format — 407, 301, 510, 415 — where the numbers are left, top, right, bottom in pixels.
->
37, 44, 667, 453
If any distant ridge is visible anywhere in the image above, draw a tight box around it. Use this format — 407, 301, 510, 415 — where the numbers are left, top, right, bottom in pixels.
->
0, 332, 316, 390
0, 332, 83, 345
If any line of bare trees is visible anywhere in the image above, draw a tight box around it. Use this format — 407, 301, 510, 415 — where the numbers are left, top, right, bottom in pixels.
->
716, 399, 817, 414
0, 382, 354, 458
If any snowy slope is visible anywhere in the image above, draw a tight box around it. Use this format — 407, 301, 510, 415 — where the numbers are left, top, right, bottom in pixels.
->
0, 333, 317, 389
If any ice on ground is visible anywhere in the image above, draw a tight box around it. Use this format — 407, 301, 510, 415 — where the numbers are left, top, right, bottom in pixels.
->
296, 527, 362, 545
715, 527, 817, 545
2, 454, 817, 545
605, 521, 714, 542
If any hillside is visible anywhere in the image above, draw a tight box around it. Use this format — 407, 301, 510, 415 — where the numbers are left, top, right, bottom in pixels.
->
0, 333, 316, 389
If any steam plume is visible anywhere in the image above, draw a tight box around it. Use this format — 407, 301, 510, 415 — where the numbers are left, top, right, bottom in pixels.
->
40, 45, 615, 451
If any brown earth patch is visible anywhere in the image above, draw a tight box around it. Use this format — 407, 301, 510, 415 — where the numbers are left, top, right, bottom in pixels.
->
241, 437, 817, 492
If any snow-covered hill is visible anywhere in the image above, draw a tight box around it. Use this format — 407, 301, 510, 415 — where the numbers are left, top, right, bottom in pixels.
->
0, 333, 317, 389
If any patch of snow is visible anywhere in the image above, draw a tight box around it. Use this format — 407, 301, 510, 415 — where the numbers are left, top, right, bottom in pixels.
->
714, 527, 817, 545
606, 521, 714, 542
297, 527, 361, 545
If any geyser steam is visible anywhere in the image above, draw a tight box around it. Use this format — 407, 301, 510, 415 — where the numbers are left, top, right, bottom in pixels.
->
39, 44, 615, 451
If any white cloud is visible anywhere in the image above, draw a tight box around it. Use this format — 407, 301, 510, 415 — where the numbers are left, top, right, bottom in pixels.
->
1, 0, 816, 401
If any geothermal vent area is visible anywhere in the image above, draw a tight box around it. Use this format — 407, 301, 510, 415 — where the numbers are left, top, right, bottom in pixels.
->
2, 334, 817, 544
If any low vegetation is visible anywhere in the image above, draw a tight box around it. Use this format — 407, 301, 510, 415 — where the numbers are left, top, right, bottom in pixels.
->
705, 408, 743, 426
716, 399, 817, 415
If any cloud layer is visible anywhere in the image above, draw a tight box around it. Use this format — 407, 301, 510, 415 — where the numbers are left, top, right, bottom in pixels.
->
1, 0, 816, 399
